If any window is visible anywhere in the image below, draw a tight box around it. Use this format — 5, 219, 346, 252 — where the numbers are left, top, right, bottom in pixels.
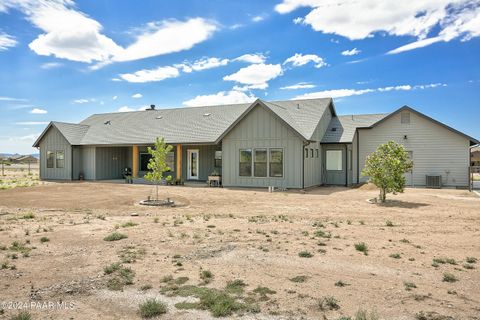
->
166, 151, 175, 172
46, 151, 54, 168
326, 150, 342, 171
305, 148, 308, 158
401, 111, 410, 124
55, 151, 64, 168
254, 149, 267, 177
269, 149, 283, 177
214, 151, 222, 167
239, 149, 252, 176
140, 153, 151, 171
310, 148, 314, 158
315, 149, 319, 158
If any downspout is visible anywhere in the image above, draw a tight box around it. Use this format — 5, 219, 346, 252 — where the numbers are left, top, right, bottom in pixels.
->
345, 144, 348, 186
302, 144, 305, 189
356, 129, 360, 184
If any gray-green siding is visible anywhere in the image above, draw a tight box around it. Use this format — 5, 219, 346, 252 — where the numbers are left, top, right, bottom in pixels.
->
222, 104, 304, 188
182, 144, 221, 181
39, 126, 72, 180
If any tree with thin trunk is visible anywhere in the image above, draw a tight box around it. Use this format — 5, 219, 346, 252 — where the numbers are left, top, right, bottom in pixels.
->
144, 137, 173, 201
361, 141, 413, 203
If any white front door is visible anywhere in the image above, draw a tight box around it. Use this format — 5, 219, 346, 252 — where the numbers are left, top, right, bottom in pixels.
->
187, 149, 199, 180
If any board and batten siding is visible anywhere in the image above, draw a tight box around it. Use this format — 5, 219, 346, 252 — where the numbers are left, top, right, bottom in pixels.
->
39, 126, 72, 180
304, 105, 332, 187
222, 104, 304, 188
80, 146, 96, 180
358, 111, 470, 187
182, 144, 221, 181
95, 147, 128, 180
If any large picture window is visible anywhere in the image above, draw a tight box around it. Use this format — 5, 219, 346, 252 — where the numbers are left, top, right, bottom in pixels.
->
326, 150, 342, 171
239, 149, 252, 176
269, 149, 283, 177
46, 151, 54, 168
214, 151, 222, 167
254, 149, 267, 177
55, 151, 64, 168
140, 153, 151, 171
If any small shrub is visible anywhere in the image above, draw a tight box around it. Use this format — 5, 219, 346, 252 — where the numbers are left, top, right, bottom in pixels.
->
161, 275, 173, 283
253, 286, 276, 301
290, 276, 308, 283
200, 270, 213, 283
175, 277, 189, 285
385, 220, 394, 227
442, 273, 457, 283
140, 284, 153, 291
199, 290, 242, 317
335, 280, 348, 287
415, 311, 454, 320
175, 301, 199, 310
298, 251, 313, 258
404, 281, 417, 291
139, 299, 167, 318
10, 311, 32, 320
463, 263, 474, 270
40, 236, 50, 243
355, 242, 368, 255
389, 253, 401, 259
225, 279, 247, 294
121, 221, 138, 228
104, 263, 121, 274
355, 309, 379, 320
21, 213, 35, 220
318, 296, 340, 311
466, 257, 477, 264
153, 217, 159, 223
103, 232, 128, 241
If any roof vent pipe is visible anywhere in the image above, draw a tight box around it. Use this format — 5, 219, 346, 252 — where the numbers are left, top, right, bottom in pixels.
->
146, 104, 155, 111
297, 103, 300, 109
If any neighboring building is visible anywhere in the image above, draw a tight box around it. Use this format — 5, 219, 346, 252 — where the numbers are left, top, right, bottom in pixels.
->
472, 147, 480, 166
9, 155, 39, 164
33, 98, 478, 188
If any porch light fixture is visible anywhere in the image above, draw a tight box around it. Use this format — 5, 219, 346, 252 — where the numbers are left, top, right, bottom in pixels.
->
404, 135, 408, 140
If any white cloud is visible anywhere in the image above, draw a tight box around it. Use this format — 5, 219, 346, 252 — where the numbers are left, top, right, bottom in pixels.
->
15, 121, 49, 125
73, 99, 90, 104
2, 1, 217, 65
113, 18, 218, 63
18, 133, 40, 140
341, 48, 361, 56
30, 108, 47, 114
183, 90, 256, 107
119, 66, 180, 83
223, 63, 283, 90
294, 83, 447, 99
293, 17, 304, 24
40, 62, 63, 69
280, 82, 316, 90
275, 0, 480, 53
283, 53, 327, 68
132, 93, 143, 98
118, 106, 136, 112
111, 78, 121, 82
252, 15, 265, 22
176, 57, 229, 73
0, 96, 27, 102
0, 31, 17, 51
112, 95, 118, 100
234, 53, 267, 64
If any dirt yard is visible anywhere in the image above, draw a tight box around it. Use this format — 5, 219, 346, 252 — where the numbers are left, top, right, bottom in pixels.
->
0, 182, 479, 320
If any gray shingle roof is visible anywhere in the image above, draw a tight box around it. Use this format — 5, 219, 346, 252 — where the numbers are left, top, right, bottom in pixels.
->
52, 122, 90, 145
321, 113, 389, 143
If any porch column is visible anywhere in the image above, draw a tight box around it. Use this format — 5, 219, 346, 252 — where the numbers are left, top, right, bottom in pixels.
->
132, 145, 139, 178
176, 144, 182, 180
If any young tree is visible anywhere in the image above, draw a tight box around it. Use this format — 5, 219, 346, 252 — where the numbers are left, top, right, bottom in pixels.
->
361, 141, 413, 203
144, 137, 173, 201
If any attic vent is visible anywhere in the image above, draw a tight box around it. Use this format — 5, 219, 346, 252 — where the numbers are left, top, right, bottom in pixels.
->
426, 175, 442, 189
104, 120, 111, 125
203, 113, 211, 117
156, 116, 163, 119
331, 127, 337, 132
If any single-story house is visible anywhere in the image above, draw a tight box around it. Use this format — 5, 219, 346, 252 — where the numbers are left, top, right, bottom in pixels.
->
33, 98, 478, 188
9, 155, 39, 164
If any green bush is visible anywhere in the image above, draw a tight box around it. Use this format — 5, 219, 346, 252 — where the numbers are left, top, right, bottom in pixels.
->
139, 299, 167, 318
103, 232, 128, 241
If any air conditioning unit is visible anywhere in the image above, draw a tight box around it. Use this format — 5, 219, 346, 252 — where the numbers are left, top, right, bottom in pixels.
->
426, 175, 442, 189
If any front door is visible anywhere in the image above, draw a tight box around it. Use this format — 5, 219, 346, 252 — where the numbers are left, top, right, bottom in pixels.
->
325, 148, 346, 185
187, 149, 199, 180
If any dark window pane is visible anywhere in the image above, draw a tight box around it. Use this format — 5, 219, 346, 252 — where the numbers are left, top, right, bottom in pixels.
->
46, 151, 54, 168
140, 153, 151, 171
55, 151, 64, 168
254, 149, 267, 177
166, 151, 174, 172
239, 149, 252, 176
269, 149, 283, 177
310, 148, 314, 158
215, 150, 222, 167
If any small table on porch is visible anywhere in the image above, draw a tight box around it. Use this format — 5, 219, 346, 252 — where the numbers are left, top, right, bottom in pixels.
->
208, 175, 222, 187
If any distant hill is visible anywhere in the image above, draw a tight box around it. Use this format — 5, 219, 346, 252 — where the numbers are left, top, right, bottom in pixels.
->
0, 153, 39, 159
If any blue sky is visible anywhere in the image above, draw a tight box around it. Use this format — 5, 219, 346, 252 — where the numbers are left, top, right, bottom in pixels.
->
0, 0, 479, 154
